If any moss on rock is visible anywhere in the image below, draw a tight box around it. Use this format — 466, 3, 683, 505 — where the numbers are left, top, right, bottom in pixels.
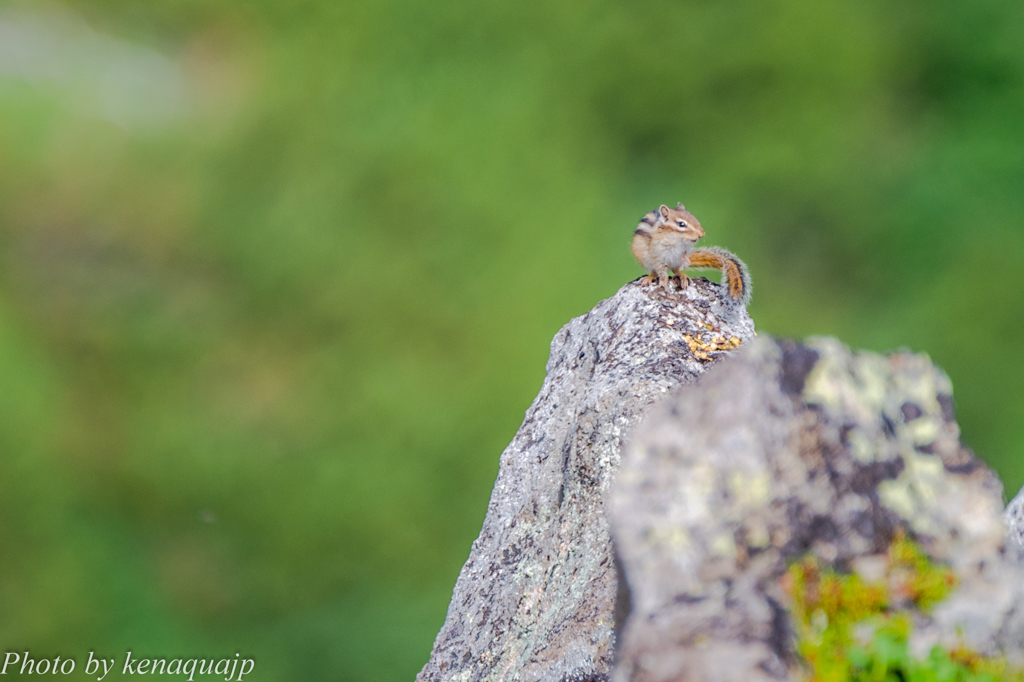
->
783, 535, 1021, 682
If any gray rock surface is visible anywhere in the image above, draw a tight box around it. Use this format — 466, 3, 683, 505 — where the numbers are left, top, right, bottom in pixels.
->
417, 278, 755, 682
1005, 487, 1024, 558
610, 336, 1024, 681
419, 277, 1024, 682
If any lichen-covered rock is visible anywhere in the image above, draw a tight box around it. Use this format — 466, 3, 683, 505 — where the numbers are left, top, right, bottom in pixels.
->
417, 278, 755, 682
419, 276, 1024, 682
1004, 487, 1024, 559
610, 337, 1024, 682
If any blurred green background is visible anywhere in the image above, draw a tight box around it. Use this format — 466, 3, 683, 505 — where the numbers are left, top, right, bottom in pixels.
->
0, 0, 1022, 679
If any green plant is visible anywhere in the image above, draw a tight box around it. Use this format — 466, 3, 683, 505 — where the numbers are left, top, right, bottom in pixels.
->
782, 535, 1021, 682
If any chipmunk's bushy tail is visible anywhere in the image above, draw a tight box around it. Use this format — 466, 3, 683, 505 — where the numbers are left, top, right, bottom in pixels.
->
688, 246, 751, 306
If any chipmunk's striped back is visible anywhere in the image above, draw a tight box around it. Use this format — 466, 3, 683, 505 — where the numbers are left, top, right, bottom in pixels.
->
633, 209, 661, 240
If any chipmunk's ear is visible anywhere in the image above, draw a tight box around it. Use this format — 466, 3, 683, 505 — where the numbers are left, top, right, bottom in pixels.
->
677, 202, 686, 210
659, 205, 671, 219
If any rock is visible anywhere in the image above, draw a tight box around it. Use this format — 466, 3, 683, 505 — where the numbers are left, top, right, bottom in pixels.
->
419, 277, 1024, 682
610, 336, 1024, 681
417, 278, 755, 682
1005, 487, 1024, 558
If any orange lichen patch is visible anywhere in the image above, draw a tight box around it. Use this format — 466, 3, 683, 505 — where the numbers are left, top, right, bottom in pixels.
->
682, 333, 742, 361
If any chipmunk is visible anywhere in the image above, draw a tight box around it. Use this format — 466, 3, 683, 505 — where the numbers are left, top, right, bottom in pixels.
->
632, 203, 751, 305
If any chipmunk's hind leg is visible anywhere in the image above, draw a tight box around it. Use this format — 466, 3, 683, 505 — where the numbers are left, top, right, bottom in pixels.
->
656, 266, 673, 291
640, 273, 657, 285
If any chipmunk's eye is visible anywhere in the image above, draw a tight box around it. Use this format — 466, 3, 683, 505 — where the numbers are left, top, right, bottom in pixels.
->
678, 221, 687, 227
